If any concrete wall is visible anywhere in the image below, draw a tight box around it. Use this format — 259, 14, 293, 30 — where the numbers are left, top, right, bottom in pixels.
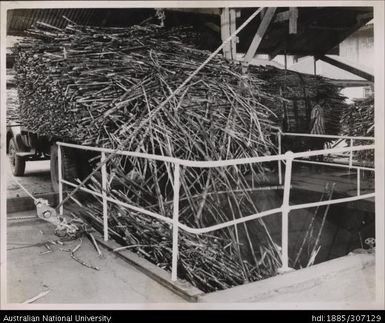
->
339, 24, 374, 69
339, 23, 374, 100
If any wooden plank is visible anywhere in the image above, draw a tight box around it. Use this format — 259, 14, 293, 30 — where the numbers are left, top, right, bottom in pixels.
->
94, 233, 204, 302
317, 55, 374, 82
243, 7, 277, 64
7, 192, 58, 213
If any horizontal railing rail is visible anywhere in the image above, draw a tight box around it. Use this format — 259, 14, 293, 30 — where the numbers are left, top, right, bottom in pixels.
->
275, 131, 375, 184
58, 141, 374, 168
280, 132, 374, 141
57, 138, 375, 282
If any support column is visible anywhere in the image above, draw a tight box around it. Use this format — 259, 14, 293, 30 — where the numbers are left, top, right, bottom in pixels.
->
221, 8, 238, 60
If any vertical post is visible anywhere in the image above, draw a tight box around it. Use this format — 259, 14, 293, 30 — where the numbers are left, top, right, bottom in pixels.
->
349, 139, 353, 168
289, 7, 298, 34
101, 152, 108, 241
278, 131, 282, 185
57, 144, 63, 216
171, 163, 181, 281
229, 8, 237, 59
313, 56, 317, 75
281, 151, 293, 271
357, 168, 361, 196
221, 8, 232, 60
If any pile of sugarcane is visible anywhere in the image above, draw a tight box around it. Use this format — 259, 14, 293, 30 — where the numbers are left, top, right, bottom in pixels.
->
340, 96, 374, 137
256, 67, 346, 134
255, 67, 347, 152
13, 21, 279, 149
12, 20, 344, 292
340, 95, 374, 165
71, 169, 283, 292
6, 88, 20, 123
6, 69, 20, 123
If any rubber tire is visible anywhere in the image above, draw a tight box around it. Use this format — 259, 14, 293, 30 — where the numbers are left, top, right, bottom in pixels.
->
8, 137, 26, 176
50, 143, 80, 193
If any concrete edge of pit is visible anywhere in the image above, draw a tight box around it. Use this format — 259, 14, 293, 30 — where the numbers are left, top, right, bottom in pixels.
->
7, 192, 58, 213
94, 234, 204, 302
198, 253, 375, 303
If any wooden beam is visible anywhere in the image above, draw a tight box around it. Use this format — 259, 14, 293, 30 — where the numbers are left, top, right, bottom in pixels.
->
313, 56, 317, 75
317, 55, 374, 82
165, 8, 221, 16
289, 7, 298, 34
221, 8, 231, 59
243, 7, 276, 64
220, 8, 238, 60
229, 8, 238, 58
327, 79, 372, 87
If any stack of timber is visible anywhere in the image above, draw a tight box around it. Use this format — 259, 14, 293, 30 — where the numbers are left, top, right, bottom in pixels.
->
12, 21, 345, 292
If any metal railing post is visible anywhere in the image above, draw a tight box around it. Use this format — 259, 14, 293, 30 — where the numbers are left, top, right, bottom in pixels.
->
349, 139, 354, 168
171, 163, 181, 281
278, 131, 282, 185
357, 168, 361, 196
281, 151, 293, 271
101, 152, 108, 241
58, 144, 63, 216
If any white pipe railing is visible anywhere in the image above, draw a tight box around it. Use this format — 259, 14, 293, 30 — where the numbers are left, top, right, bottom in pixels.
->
57, 141, 374, 168
101, 152, 108, 241
281, 152, 293, 270
278, 131, 375, 172
280, 132, 375, 141
278, 131, 282, 185
57, 139, 375, 281
58, 145, 64, 216
171, 163, 181, 281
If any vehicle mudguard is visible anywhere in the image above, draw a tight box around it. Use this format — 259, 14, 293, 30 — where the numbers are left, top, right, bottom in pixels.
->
6, 124, 30, 153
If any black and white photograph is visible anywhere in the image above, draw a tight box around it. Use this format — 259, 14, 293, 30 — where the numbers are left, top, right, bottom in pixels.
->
0, 0, 384, 311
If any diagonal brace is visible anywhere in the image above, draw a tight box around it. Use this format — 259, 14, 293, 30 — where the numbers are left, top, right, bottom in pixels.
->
243, 7, 277, 65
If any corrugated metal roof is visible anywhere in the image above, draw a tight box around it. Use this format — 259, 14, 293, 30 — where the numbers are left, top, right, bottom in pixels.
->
7, 9, 100, 35
6, 8, 157, 35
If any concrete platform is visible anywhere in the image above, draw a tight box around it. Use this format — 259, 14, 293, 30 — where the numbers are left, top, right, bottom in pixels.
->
199, 253, 376, 304
6, 213, 185, 304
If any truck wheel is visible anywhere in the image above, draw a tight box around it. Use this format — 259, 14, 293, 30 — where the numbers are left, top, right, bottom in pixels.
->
50, 143, 79, 193
8, 137, 26, 176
